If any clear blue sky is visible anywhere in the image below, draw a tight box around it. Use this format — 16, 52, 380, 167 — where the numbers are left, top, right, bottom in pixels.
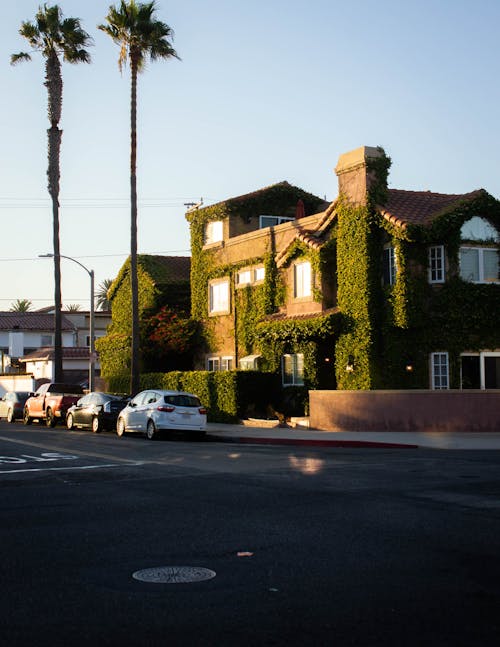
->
1, 0, 499, 310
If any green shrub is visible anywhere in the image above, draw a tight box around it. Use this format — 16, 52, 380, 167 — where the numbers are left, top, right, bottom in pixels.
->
107, 370, 283, 423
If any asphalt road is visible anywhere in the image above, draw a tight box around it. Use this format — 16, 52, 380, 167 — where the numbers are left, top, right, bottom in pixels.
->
1, 421, 500, 646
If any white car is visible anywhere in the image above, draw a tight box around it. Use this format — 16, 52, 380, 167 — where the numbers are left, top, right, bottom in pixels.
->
116, 389, 207, 440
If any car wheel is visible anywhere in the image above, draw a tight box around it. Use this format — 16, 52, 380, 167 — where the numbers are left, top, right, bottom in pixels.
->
46, 408, 56, 428
116, 417, 126, 437
92, 416, 101, 433
7, 408, 15, 423
23, 408, 32, 425
67, 413, 74, 430
146, 419, 157, 440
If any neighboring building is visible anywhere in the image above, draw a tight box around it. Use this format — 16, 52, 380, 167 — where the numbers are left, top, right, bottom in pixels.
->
19, 347, 93, 385
0, 312, 76, 373
36, 306, 112, 350
96, 255, 191, 377
186, 146, 500, 392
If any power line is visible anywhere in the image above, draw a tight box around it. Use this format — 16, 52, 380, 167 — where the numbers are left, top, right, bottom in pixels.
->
0, 250, 190, 262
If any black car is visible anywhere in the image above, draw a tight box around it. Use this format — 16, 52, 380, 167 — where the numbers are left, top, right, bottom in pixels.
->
0, 391, 33, 423
66, 392, 129, 433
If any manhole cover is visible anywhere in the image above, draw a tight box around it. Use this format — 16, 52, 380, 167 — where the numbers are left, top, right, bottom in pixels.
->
132, 566, 216, 583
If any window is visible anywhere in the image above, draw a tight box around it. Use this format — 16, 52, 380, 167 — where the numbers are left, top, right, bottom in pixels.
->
207, 356, 233, 371
221, 357, 233, 371
459, 217, 499, 283
459, 247, 499, 283
204, 220, 223, 245
461, 353, 500, 389
237, 269, 252, 285
383, 245, 397, 286
207, 357, 220, 371
460, 216, 499, 242
41, 334, 53, 346
236, 266, 265, 287
254, 266, 265, 282
431, 352, 449, 390
209, 279, 230, 314
428, 245, 445, 283
294, 261, 312, 298
259, 215, 294, 229
282, 353, 304, 386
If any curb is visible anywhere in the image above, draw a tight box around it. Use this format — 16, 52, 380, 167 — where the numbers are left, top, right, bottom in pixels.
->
208, 434, 419, 449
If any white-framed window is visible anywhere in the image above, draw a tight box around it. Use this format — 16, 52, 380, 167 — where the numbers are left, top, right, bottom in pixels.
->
294, 261, 312, 298
204, 220, 223, 245
459, 247, 499, 283
259, 215, 294, 229
41, 334, 53, 346
209, 279, 230, 314
236, 269, 252, 285
254, 266, 265, 282
207, 356, 234, 371
282, 353, 304, 386
461, 352, 500, 389
383, 245, 397, 286
431, 352, 449, 390
221, 357, 233, 371
207, 357, 220, 371
428, 245, 445, 283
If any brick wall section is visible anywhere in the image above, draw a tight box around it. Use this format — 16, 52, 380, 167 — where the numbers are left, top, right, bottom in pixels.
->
309, 390, 500, 432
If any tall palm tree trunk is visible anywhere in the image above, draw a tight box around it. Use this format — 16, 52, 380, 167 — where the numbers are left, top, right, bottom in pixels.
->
45, 53, 63, 382
130, 49, 140, 395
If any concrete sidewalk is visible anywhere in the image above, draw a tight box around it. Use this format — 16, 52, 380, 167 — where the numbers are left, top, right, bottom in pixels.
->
206, 423, 500, 450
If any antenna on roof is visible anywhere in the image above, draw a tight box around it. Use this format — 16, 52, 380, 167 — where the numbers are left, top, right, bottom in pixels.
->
184, 198, 203, 213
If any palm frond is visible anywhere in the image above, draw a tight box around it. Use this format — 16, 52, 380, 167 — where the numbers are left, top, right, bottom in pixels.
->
10, 52, 32, 65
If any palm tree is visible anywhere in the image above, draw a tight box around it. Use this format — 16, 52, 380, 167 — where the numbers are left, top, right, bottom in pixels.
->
11, 5, 91, 382
10, 299, 33, 313
66, 304, 82, 312
99, 1, 179, 395
96, 278, 113, 311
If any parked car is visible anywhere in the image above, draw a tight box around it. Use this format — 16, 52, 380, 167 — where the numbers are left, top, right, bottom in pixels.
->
0, 391, 33, 423
23, 383, 85, 427
116, 389, 207, 440
66, 392, 129, 433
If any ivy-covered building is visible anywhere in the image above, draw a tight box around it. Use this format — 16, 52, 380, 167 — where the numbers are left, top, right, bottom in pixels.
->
96, 254, 191, 377
186, 145, 500, 393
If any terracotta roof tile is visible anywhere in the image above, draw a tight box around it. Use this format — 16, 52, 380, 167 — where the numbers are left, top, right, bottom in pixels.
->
20, 346, 94, 361
0, 312, 75, 331
380, 188, 484, 228
137, 255, 191, 284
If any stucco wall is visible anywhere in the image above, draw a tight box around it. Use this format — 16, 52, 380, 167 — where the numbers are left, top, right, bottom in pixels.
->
309, 390, 500, 432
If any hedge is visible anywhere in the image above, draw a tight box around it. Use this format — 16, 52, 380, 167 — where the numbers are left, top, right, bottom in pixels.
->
107, 370, 283, 423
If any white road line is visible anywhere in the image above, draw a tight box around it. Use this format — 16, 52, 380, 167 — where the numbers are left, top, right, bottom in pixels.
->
0, 435, 140, 464
0, 462, 143, 475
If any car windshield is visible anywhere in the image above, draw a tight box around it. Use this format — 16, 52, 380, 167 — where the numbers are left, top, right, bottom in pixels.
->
163, 394, 201, 407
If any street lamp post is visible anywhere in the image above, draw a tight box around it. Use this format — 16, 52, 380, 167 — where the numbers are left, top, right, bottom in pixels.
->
40, 253, 95, 392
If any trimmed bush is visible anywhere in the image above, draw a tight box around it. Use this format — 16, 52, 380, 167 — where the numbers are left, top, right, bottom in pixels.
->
107, 370, 283, 423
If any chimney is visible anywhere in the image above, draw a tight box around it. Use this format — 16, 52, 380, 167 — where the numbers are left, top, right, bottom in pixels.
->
335, 146, 389, 206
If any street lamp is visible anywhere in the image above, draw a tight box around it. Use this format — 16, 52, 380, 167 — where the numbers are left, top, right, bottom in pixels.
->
39, 253, 95, 392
